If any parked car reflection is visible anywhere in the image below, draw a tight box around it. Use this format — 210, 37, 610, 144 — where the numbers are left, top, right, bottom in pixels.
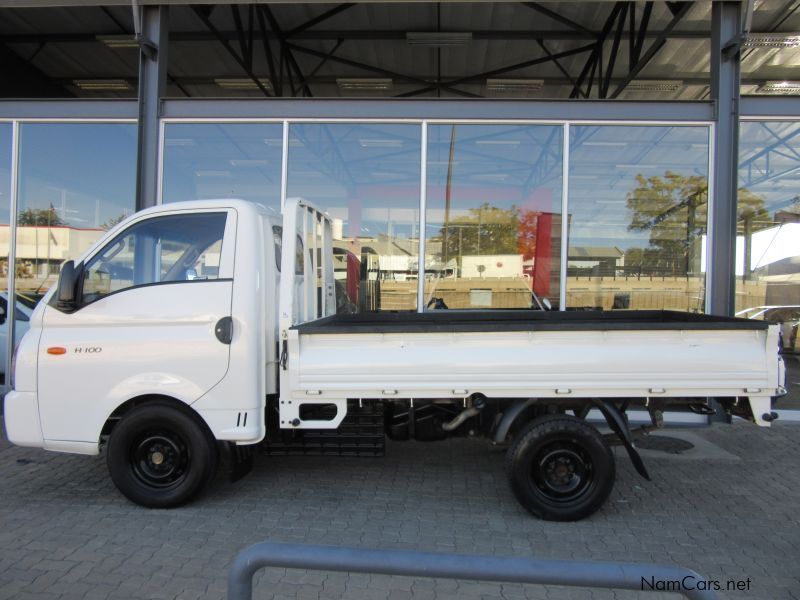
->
736, 305, 800, 354
0, 292, 41, 382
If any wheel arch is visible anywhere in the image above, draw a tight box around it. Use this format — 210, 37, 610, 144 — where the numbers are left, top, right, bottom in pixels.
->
492, 399, 551, 443
100, 394, 213, 446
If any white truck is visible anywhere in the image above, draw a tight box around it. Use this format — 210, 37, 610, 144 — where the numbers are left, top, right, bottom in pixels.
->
3, 198, 786, 521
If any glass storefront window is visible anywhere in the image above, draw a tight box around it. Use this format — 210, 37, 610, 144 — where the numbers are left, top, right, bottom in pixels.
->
424, 124, 563, 310
287, 123, 422, 312
737, 120, 800, 410
567, 125, 710, 311
15, 123, 137, 295
161, 122, 284, 211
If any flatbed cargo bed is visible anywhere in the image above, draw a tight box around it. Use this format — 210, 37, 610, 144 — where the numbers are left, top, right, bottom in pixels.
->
294, 309, 769, 334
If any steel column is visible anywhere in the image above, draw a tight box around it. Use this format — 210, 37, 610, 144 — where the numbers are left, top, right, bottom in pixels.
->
708, 1, 743, 424
707, 2, 742, 317
135, 4, 168, 211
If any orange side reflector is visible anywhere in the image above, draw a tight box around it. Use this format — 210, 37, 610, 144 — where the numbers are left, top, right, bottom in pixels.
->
47, 347, 67, 355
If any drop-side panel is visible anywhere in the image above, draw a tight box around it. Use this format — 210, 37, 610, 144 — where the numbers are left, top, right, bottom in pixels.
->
286, 327, 781, 401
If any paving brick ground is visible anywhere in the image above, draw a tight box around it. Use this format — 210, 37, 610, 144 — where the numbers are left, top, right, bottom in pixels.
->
1, 417, 798, 600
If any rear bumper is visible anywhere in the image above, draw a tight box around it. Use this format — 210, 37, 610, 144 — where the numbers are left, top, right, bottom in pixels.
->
3, 391, 44, 448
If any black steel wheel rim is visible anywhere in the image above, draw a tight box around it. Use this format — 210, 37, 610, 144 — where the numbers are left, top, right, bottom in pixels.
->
531, 441, 593, 503
130, 431, 190, 489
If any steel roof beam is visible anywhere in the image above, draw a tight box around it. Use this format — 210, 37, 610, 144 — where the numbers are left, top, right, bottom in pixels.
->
230, 4, 254, 72
446, 42, 596, 87
55, 75, 757, 87
285, 42, 481, 98
609, 1, 692, 99
600, 3, 628, 98
570, 2, 624, 98
285, 3, 355, 37
523, 3, 596, 37
631, 2, 654, 67
254, 5, 281, 95
0, 29, 714, 44
535, 38, 580, 95
191, 4, 273, 97
261, 5, 312, 96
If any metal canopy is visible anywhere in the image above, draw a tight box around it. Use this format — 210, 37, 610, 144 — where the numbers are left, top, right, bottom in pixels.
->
0, 1, 798, 100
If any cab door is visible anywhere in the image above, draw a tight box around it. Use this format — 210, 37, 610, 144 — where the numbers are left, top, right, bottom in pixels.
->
37, 208, 237, 445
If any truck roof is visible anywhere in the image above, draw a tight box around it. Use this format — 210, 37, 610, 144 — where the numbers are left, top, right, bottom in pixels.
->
136, 198, 280, 220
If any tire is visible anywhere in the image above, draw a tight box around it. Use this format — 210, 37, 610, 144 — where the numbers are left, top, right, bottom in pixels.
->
106, 402, 218, 508
506, 414, 615, 521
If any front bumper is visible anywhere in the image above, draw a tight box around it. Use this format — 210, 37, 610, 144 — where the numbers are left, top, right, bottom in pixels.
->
3, 391, 44, 448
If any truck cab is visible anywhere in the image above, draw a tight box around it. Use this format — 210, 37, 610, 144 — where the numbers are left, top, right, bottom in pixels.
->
5, 201, 277, 460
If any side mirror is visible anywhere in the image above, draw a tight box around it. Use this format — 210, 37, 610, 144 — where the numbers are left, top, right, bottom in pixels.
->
56, 260, 78, 311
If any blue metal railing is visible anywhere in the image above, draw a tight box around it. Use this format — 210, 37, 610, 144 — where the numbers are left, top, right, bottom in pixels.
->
228, 542, 719, 600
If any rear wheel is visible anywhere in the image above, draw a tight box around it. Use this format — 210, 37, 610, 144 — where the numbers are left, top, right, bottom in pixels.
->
506, 415, 615, 521
106, 403, 218, 508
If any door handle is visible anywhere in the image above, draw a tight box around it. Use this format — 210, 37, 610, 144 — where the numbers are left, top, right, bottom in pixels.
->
215, 316, 233, 344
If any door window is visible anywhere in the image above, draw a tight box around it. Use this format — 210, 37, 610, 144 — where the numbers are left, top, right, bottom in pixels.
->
81, 212, 227, 305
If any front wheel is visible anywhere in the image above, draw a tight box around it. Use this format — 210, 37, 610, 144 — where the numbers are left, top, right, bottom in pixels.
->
506, 415, 615, 521
106, 402, 218, 508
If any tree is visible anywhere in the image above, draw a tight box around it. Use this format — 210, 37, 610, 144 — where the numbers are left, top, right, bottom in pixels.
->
516, 208, 543, 261
438, 203, 519, 262
102, 213, 128, 230
626, 171, 768, 276
17, 207, 65, 227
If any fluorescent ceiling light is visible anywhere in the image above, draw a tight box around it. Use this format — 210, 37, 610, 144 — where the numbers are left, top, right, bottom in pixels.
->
743, 33, 800, 48
475, 139, 521, 146
471, 173, 509, 181
195, 170, 231, 177
215, 78, 273, 91
757, 80, 800, 94
486, 78, 543, 92
583, 141, 627, 147
359, 139, 403, 148
337, 78, 393, 91
229, 159, 269, 167
625, 80, 683, 92
264, 138, 303, 147
97, 35, 139, 49
164, 138, 196, 147
406, 32, 472, 46
73, 79, 131, 91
